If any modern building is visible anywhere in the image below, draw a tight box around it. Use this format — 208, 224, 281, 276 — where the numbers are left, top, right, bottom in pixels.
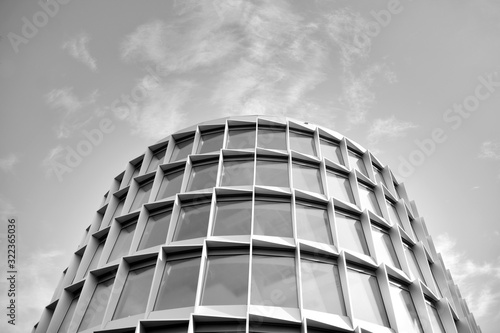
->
34, 116, 480, 333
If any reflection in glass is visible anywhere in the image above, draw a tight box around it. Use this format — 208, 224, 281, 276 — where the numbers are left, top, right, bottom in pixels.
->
358, 185, 382, 216
227, 128, 255, 149
348, 152, 368, 176
156, 169, 184, 200
389, 283, 424, 333
251, 255, 298, 308
202, 255, 249, 305
57, 296, 78, 333
170, 138, 193, 162
301, 260, 345, 314
138, 210, 171, 250
186, 162, 218, 191
173, 203, 211, 241
257, 128, 287, 150
327, 171, 355, 203
335, 213, 369, 255
78, 278, 114, 331
320, 139, 344, 165
289, 131, 316, 156
154, 257, 201, 310
403, 245, 426, 283
113, 265, 155, 319
255, 159, 289, 187
292, 163, 323, 194
130, 180, 154, 212
372, 227, 401, 268
146, 149, 167, 173
198, 131, 224, 154
221, 160, 254, 186
427, 302, 446, 333
108, 222, 136, 263
347, 269, 389, 326
213, 200, 251, 236
295, 204, 332, 244
254, 201, 292, 237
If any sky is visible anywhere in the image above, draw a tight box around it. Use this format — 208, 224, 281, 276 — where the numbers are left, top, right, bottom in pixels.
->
0, 0, 499, 332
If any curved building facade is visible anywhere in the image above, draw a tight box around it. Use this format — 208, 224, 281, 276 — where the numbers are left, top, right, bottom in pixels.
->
34, 116, 480, 333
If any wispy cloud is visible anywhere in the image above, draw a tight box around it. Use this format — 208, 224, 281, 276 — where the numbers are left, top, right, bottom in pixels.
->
0, 154, 20, 173
478, 141, 500, 160
41, 145, 67, 179
62, 33, 98, 72
367, 116, 417, 144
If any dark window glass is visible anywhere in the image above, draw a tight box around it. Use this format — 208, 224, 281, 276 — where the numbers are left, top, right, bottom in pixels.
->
154, 257, 201, 310
326, 171, 355, 203
372, 227, 401, 269
292, 163, 323, 194
389, 283, 424, 333
335, 213, 369, 255
254, 200, 293, 237
427, 302, 446, 333
198, 131, 224, 154
257, 128, 287, 150
320, 139, 344, 165
146, 149, 167, 173
289, 131, 316, 156
348, 152, 368, 177
213, 200, 251, 236
57, 296, 78, 333
156, 169, 184, 200
138, 210, 172, 250
78, 278, 114, 331
403, 245, 426, 283
85, 241, 104, 277
201, 255, 249, 305
301, 260, 345, 314
113, 265, 155, 320
186, 162, 218, 191
358, 185, 382, 216
227, 128, 255, 149
221, 160, 254, 186
130, 180, 154, 212
170, 137, 193, 162
172, 203, 211, 241
108, 222, 136, 263
295, 204, 332, 244
251, 255, 298, 308
255, 159, 289, 187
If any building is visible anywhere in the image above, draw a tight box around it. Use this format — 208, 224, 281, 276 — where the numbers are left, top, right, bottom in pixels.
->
33, 116, 481, 333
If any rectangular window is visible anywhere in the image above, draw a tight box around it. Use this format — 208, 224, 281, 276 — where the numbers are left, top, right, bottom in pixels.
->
146, 148, 167, 174
326, 171, 355, 203
374, 166, 387, 187
212, 199, 252, 236
197, 131, 224, 154
426, 301, 446, 333
128, 162, 142, 185
372, 226, 401, 269
108, 222, 137, 263
201, 254, 249, 305
130, 180, 154, 212
170, 137, 194, 162
220, 158, 254, 186
257, 127, 287, 150
386, 200, 403, 228
156, 168, 184, 200
138, 209, 172, 250
172, 202, 211, 241
292, 162, 323, 194
320, 139, 344, 165
57, 295, 79, 333
358, 184, 382, 216
335, 212, 370, 255
403, 245, 426, 283
109, 196, 125, 223
348, 151, 368, 177
227, 128, 256, 149
78, 276, 115, 331
154, 257, 201, 310
347, 268, 389, 327
255, 158, 289, 187
84, 240, 105, 277
113, 264, 155, 320
186, 161, 218, 191
289, 131, 316, 156
251, 255, 298, 308
295, 203, 332, 244
254, 199, 293, 238
389, 282, 424, 333
300, 259, 345, 314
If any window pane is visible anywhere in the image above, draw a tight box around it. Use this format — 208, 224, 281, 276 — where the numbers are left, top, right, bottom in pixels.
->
227, 129, 255, 149
335, 213, 369, 255
173, 203, 211, 241
186, 162, 218, 191
146, 149, 167, 173
154, 257, 201, 310
289, 131, 316, 156
221, 160, 254, 186
251, 255, 298, 308
138, 210, 172, 250
327, 171, 355, 203
293, 163, 323, 194
202, 255, 249, 305
257, 128, 287, 150
110, 197, 125, 222
213, 200, 251, 236
403, 246, 426, 283
295, 204, 332, 244
347, 269, 389, 326
128, 164, 141, 185
85, 241, 104, 276
386, 201, 403, 228
113, 265, 155, 320
170, 138, 193, 162
348, 152, 368, 177
320, 140, 344, 165
108, 223, 136, 263
156, 169, 184, 200
78, 278, 114, 331
130, 181, 154, 211
372, 227, 400, 269
389, 284, 424, 333
374, 167, 387, 187
255, 160, 289, 187
301, 260, 345, 314
358, 185, 382, 216
198, 131, 224, 154
427, 303, 446, 333
254, 201, 292, 237
57, 296, 78, 333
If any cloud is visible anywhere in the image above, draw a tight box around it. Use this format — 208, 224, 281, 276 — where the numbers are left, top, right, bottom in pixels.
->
0, 154, 19, 173
41, 145, 67, 179
367, 116, 417, 144
62, 33, 98, 72
478, 141, 500, 160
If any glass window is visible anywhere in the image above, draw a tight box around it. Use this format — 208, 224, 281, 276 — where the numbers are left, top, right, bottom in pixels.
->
213, 200, 252, 236
348, 151, 368, 177
220, 159, 254, 186
295, 204, 332, 244
113, 265, 155, 320
254, 200, 293, 238
201, 255, 249, 305
146, 148, 167, 173
292, 163, 323, 194
326, 171, 355, 203
403, 245, 426, 283
335, 213, 369, 255
301, 259, 345, 314
389, 283, 424, 333
186, 162, 218, 191
227, 128, 255, 149
154, 257, 201, 310
138, 210, 172, 250
170, 137, 193, 162
374, 167, 387, 187
257, 128, 287, 150
255, 159, 289, 187
108, 222, 136, 263
386, 201, 403, 228
372, 227, 401, 269
110, 197, 125, 222
427, 301, 446, 333
78, 277, 114, 331
57, 295, 79, 333
198, 131, 224, 154
251, 255, 298, 308
320, 139, 344, 165
130, 180, 154, 212
156, 168, 184, 200
84, 240, 104, 277
347, 268, 389, 326
358, 185, 382, 216
172, 203, 211, 241
429, 266, 442, 298
289, 131, 316, 156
